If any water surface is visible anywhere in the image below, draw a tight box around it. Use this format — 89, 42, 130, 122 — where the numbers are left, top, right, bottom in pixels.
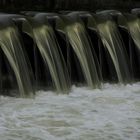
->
0, 83, 140, 140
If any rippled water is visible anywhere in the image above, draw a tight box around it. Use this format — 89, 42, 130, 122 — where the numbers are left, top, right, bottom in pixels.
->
0, 83, 140, 140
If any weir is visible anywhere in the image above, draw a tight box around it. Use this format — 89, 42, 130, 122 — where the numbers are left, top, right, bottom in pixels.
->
0, 10, 139, 97
96, 12, 131, 83
56, 12, 101, 88
0, 14, 34, 97
22, 14, 70, 94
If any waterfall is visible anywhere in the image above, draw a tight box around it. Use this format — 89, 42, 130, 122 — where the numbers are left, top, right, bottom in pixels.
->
126, 15, 140, 50
65, 21, 101, 88
0, 11, 139, 97
96, 18, 131, 83
0, 16, 34, 97
22, 14, 71, 94
55, 12, 101, 88
122, 14, 140, 80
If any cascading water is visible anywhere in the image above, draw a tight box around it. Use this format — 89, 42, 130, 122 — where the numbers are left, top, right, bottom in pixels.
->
126, 15, 140, 80
0, 10, 140, 140
117, 12, 140, 80
127, 17, 140, 50
0, 15, 34, 98
56, 13, 101, 88
92, 12, 131, 83
0, 11, 139, 95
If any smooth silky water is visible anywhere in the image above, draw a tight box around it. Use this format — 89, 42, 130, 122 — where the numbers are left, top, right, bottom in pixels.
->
65, 22, 101, 88
55, 13, 101, 88
127, 16, 140, 50
0, 17, 34, 98
96, 19, 131, 83
22, 14, 70, 94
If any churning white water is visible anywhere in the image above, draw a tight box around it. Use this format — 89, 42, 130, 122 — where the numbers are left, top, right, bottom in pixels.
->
0, 83, 140, 140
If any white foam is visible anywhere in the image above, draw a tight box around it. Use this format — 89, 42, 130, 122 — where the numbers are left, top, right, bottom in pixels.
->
0, 83, 140, 140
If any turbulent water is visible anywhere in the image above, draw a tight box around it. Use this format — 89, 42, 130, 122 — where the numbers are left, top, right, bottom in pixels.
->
0, 83, 140, 140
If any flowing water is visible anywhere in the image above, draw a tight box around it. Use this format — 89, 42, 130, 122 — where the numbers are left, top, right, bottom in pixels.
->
57, 13, 101, 88
65, 21, 101, 88
23, 15, 70, 94
0, 20, 34, 98
127, 17, 140, 50
0, 83, 140, 140
97, 20, 131, 83
0, 11, 140, 140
